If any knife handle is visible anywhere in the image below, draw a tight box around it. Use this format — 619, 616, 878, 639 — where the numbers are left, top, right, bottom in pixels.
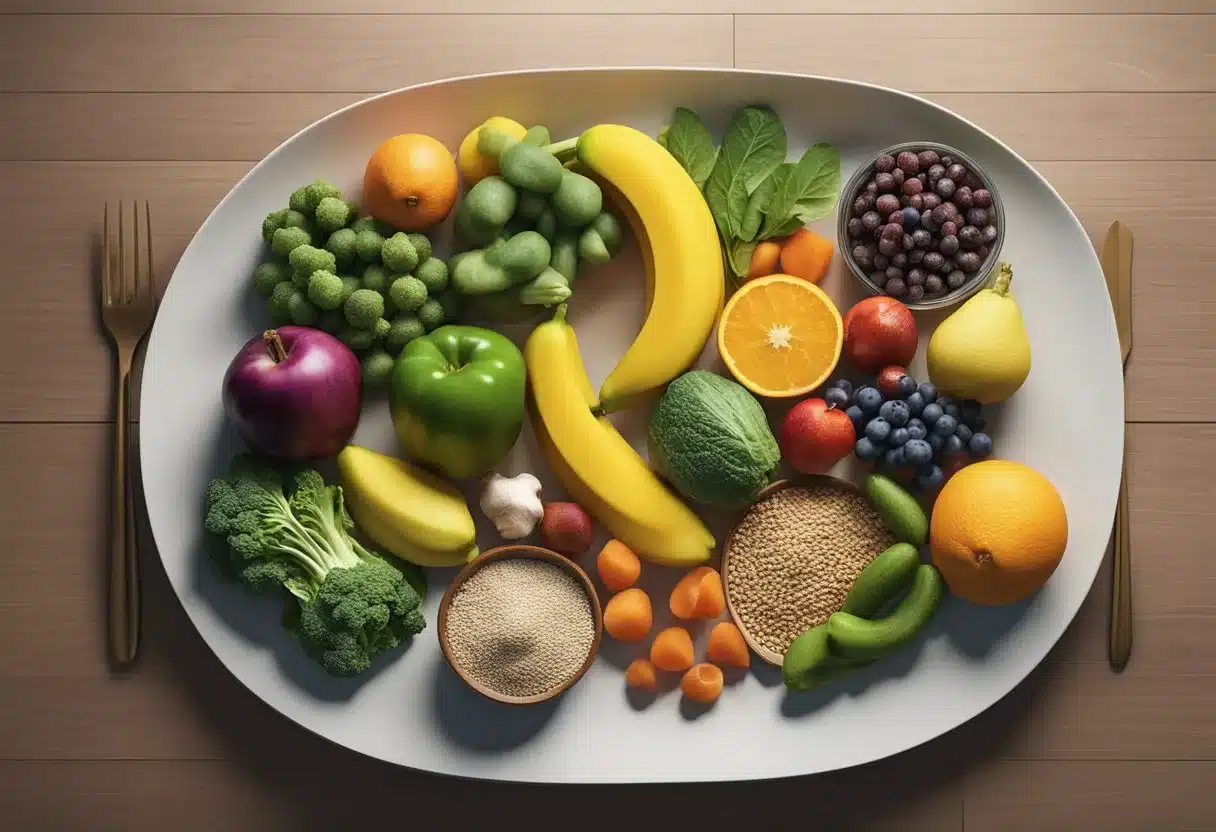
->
1108, 453, 1132, 672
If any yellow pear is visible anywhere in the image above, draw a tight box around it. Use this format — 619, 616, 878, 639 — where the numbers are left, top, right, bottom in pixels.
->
927, 262, 1031, 404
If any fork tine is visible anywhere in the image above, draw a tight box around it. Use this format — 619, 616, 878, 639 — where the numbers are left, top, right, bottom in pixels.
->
145, 201, 155, 302
118, 200, 127, 304
132, 200, 141, 301
103, 203, 112, 305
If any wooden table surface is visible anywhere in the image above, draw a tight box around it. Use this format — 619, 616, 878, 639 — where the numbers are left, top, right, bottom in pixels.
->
2, 2, 1214, 829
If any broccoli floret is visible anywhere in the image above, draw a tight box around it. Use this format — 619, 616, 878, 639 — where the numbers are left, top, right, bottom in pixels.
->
317, 310, 346, 334
268, 280, 297, 318
407, 233, 433, 263
388, 276, 427, 312
361, 263, 390, 294
272, 226, 312, 259
437, 290, 462, 324
306, 270, 344, 311
344, 200, 360, 222
355, 230, 385, 262
361, 349, 396, 390
385, 314, 426, 355
381, 233, 419, 273
282, 209, 312, 232
204, 456, 425, 677
289, 244, 337, 279
325, 228, 358, 270
417, 298, 446, 331
339, 275, 362, 304
414, 257, 449, 294
262, 208, 290, 243
253, 261, 292, 297
338, 328, 375, 352
349, 216, 378, 235
305, 179, 342, 210
289, 186, 312, 215
344, 288, 385, 330
373, 317, 392, 340
315, 196, 352, 234
287, 290, 319, 326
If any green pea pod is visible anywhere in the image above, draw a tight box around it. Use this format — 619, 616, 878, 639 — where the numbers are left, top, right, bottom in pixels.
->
522, 125, 551, 147
500, 142, 565, 195
785, 653, 875, 693
827, 565, 944, 661
781, 625, 832, 690
463, 175, 518, 228
451, 249, 512, 296
841, 543, 922, 619
486, 230, 551, 285
515, 190, 548, 223
551, 169, 603, 228
517, 267, 572, 306
454, 200, 503, 248
476, 127, 519, 159
535, 208, 558, 241
577, 210, 625, 266
549, 232, 580, 282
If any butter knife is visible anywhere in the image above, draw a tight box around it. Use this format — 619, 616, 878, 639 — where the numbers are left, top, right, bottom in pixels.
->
1100, 221, 1133, 672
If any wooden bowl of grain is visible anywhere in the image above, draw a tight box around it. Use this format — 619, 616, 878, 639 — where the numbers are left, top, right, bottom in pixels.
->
722, 475, 896, 667
437, 544, 603, 706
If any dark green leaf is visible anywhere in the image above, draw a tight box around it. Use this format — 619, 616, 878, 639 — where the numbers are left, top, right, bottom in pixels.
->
662, 107, 718, 190
739, 173, 777, 242
728, 239, 757, 280
765, 215, 807, 240
704, 106, 787, 239
760, 142, 841, 239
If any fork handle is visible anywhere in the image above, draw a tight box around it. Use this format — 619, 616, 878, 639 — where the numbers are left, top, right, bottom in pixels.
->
1108, 455, 1132, 672
109, 368, 140, 665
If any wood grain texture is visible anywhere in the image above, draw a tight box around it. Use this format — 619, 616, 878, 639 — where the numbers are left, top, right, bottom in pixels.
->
0, 14, 734, 93
963, 761, 1216, 831
2, 0, 1212, 11
736, 15, 1216, 92
5, 92, 1216, 162
3, 160, 1211, 422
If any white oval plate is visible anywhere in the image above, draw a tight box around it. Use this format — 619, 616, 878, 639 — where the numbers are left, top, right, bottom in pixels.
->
141, 68, 1122, 784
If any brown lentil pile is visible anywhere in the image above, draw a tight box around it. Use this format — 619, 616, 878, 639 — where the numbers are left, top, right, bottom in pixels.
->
445, 558, 595, 699
725, 483, 895, 657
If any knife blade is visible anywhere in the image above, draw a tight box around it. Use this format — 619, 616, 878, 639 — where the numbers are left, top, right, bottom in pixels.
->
1100, 220, 1134, 672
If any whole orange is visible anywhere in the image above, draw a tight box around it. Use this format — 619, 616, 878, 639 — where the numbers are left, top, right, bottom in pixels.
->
930, 459, 1068, 606
363, 133, 458, 232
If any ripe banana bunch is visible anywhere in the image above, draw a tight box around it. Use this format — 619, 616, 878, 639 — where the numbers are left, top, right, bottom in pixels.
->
525, 309, 715, 567
574, 124, 724, 412
337, 446, 479, 568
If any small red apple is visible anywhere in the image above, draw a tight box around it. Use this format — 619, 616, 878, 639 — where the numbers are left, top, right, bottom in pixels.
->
540, 502, 594, 556
780, 398, 856, 474
842, 296, 918, 373
876, 365, 909, 397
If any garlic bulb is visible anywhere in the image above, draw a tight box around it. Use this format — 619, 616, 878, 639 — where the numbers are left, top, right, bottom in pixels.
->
479, 473, 544, 540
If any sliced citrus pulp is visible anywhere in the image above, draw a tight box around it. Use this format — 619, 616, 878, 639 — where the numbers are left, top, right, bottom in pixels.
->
717, 274, 843, 398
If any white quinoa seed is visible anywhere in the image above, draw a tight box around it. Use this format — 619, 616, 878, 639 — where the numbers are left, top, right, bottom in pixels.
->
445, 558, 595, 698
726, 484, 895, 657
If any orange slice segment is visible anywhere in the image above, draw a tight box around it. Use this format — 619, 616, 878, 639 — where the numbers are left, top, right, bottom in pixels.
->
717, 274, 844, 398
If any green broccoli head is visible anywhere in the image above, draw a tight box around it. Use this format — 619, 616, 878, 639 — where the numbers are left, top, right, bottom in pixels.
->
338, 328, 375, 352
289, 186, 312, 215
362, 349, 395, 389
262, 209, 290, 243
388, 276, 427, 312
306, 270, 345, 311
325, 228, 358, 270
385, 314, 426, 355
272, 226, 312, 259
414, 257, 449, 294
373, 317, 392, 340
407, 233, 433, 263
339, 275, 361, 304
289, 244, 337, 279
305, 179, 342, 209
287, 290, 319, 326
417, 298, 446, 332
315, 197, 352, 234
297, 554, 426, 677
361, 263, 390, 294
344, 288, 385, 330
282, 210, 312, 232
381, 233, 419, 273
268, 280, 297, 318
253, 260, 292, 297
355, 229, 385, 263
349, 216, 377, 235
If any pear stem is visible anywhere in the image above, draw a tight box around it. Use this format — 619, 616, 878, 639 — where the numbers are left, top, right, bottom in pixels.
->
991, 262, 1013, 295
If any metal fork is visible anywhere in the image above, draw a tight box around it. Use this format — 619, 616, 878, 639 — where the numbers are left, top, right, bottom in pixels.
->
101, 201, 156, 665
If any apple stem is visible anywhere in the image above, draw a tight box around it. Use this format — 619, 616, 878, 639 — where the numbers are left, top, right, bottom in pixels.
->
991, 262, 1013, 295
263, 329, 288, 364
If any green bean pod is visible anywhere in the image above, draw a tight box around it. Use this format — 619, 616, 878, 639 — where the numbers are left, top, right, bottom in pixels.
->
841, 543, 922, 619
827, 564, 944, 661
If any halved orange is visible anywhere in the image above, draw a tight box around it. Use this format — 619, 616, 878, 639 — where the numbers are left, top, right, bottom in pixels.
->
717, 274, 843, 398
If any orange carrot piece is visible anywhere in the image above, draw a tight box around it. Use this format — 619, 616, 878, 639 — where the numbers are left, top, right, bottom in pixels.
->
669, 566, 715, 620
650, 626, 695, 672
780, 227, 835, 284
596, 539, 642, 592
680, 663, 724, 704
624, 658, 658, 692
603, 588, 653, 643
706, 622, 751, 669
692, 569, 726, 618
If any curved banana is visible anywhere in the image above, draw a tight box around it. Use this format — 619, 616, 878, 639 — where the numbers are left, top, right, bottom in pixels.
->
525, 308, 715, 567
575, 124, 723, 413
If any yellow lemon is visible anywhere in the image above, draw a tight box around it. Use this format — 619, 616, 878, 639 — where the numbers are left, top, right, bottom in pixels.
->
457, 116, 527, 186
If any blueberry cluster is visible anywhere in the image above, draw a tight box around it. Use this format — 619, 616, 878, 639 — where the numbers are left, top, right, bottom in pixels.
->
825, 375, 993, 491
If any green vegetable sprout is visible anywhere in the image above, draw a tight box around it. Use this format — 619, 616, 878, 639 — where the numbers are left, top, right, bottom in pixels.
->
289, 245, 337, 279
407, 233, 433, 262
287, 289, 318, 326
272, 225, 312, 259
306, 270, 345, 311
386, 315, 426, 355
344, 288, 385, 330
414, 258, 448, 294
381, 233, 420, 273
314, 196, 351, 234
340, 275, 361, 303
204, 455, 426, 677
252, 261, 291, 297
389, 276, 427, 312
361, 263, 390, 294
417, 299, 445, 332
362, 350, 396, 389
373, 317, 392, 340
325, 228, 358, 269
338, 328, 376, 352
355, 229, 385, 262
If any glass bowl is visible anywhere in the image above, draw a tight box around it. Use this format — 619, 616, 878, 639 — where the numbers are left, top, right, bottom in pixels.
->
837, 141, 1006, 311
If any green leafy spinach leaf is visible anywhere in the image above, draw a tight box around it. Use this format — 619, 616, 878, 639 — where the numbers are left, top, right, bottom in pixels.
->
704, 106, 787, 239
661, 107, 718, 190
760, 142, 841, 239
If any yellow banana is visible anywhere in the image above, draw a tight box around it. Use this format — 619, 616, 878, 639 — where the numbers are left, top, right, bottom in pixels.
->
575, 124, 723, 413
337, 445, 480, 568
525, 308, 715, 567
571, 162, 655, 314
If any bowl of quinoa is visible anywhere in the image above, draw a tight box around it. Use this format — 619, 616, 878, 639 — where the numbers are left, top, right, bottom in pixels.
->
722, 476, 896, 667
438, 545, 603, 705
